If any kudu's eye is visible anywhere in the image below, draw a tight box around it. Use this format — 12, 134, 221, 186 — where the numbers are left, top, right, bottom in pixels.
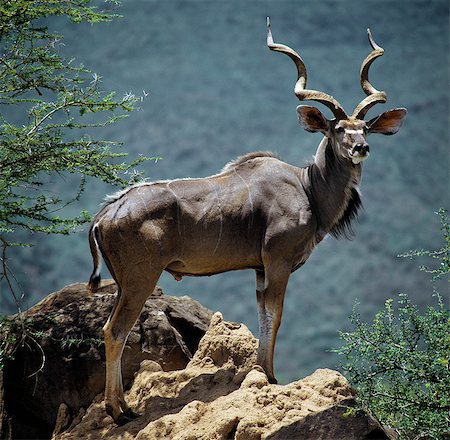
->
335, 126, 345, 134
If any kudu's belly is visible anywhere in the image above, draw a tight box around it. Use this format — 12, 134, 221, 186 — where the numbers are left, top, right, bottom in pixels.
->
165, 263, 263, 280
165, 248, 263, 280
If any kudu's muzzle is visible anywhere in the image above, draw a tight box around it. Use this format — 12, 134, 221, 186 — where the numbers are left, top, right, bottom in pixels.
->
353, 142, 370, 155
349, 142, 370, 164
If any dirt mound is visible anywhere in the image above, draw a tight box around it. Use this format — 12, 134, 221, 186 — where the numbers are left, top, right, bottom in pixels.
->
55, 312, 390, 440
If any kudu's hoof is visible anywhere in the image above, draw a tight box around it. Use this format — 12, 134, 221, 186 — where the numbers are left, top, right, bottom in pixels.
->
268, 376, 278, 385
116, 408, 141, 426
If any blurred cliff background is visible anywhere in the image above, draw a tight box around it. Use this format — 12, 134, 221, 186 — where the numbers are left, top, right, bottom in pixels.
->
1, 0, 448, 382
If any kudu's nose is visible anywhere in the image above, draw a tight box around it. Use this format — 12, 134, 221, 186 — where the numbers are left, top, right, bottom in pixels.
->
354, 143, 370, 154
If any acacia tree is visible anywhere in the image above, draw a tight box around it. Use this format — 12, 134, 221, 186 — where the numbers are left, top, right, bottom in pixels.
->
0, 0, 149, 311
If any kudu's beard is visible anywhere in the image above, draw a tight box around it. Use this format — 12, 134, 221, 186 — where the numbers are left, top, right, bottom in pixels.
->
349, 150, 370, 164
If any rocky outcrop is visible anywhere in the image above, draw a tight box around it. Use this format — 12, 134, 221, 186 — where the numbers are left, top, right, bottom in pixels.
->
1, 281, 391, 440
0, 280, 213, 440
55, 312, 391, 440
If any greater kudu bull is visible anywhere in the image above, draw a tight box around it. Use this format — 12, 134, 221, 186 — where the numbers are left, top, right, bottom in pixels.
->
88, 19, 406, 424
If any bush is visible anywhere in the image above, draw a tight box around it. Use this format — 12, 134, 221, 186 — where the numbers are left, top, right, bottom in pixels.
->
336, 210, 450, 440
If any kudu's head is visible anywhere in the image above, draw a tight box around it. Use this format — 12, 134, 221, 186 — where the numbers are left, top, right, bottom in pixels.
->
267, 18, 407, 165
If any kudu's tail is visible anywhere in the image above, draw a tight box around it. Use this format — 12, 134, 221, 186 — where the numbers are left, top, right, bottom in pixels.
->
88, 224, 102, 293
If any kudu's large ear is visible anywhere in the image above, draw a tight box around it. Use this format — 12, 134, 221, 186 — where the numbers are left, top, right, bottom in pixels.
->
367, 108, 407, 135
297, 105, 329, 134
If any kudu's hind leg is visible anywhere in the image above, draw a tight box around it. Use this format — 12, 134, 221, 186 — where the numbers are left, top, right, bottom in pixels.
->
255, 264, 290, 384
103, 271, 161, 425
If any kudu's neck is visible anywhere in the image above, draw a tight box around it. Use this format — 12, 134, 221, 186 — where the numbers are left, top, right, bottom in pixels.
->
308, 136, 362, 239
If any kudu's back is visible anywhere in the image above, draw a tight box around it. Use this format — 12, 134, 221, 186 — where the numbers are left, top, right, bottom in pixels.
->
91, 152, 314, 283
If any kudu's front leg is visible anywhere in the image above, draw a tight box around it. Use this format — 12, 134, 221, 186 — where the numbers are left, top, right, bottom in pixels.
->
255, 264, 290, 383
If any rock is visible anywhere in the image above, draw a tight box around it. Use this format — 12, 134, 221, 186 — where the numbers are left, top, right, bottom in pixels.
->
0, 280, 213, 440
265, 405, 390, 440
53, 404, 70, 437
54, 312, 391, 440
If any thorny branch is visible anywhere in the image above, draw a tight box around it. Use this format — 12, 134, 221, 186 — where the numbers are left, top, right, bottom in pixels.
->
0, 238, 25, 317
0, 238, 46, 377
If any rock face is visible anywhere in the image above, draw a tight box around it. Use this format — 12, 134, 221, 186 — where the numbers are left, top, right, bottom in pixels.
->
55, 312, 391, 440
0, 280, 213, 440
1, 282, 391, 440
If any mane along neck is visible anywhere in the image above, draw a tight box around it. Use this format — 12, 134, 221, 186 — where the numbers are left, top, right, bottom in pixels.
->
221, 151, 278, 172
308, 137, 362, 239
329, 186, 362, 238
